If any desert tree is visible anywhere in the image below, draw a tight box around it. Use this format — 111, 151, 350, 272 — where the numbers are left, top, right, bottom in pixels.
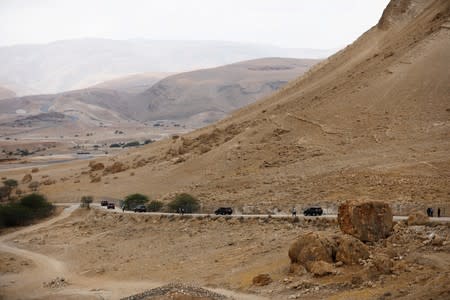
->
168, 193, 200, 213
123, 193, 148, 210
80, 196, 93, 208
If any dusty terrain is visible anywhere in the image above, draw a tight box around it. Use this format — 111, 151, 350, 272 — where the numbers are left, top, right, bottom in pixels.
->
0, 0, 449, 299
1, 0, 447, 214
0, 206, 449, 299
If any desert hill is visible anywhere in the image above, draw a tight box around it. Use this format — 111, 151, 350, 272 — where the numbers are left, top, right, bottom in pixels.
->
0, 88, 137, 125
136, 58, 319, 126
3, 0, 449, 215
91, 72, 173, 94
0, 86, 15, 100
0, 39, 333, 96
0, 58, 318, 131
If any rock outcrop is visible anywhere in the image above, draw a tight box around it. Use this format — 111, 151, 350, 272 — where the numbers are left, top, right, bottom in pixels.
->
338, 200, 393, 242
89, 161, 105, 172
21, 174, 32, 184
407, 211, 429, 226
252, 274, 272, 286
336, 235, 370, 265
289, 232, 371, 275
288, 232, 336, 265
307, 261, 334, 277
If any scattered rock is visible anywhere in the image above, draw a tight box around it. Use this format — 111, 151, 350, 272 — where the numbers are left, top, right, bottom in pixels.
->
89, 162, 105, 172
41, 179, 56, 186
21, 174, 32, 184
121, 283, 228, 300
90, 176, 101, 183
252, 273, 273, 286
307, 261, 334, 276
103, 162, 128, 174
289, 263, 307, 275
338, 200, 393, 242
373, 254, 393, 274
31, 167, 39, 173
43, 277, 68, 289
407, 211, 429, 226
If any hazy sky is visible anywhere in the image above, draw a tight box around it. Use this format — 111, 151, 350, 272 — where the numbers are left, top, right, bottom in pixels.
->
0, 0, 390, 49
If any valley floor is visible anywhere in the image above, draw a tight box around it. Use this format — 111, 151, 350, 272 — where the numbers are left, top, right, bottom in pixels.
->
0, 206, 449, 299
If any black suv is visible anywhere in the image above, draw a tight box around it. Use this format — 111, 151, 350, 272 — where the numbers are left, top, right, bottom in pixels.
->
134, 205, 146, 212
303, 207, 323, 216
215, 207, 233, 215
107, 203, 115, 209
100, 200, 108, 206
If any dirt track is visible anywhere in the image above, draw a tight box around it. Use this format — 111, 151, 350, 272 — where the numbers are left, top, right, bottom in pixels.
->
0, 206, 267, 300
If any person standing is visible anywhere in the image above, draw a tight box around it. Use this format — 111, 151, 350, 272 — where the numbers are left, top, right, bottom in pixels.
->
430, 208, 434, 217
292, 207, 297, 217
438, 208, 441, 218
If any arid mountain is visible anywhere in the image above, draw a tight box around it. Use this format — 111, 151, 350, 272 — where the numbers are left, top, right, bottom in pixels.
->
0, 86, 15, 100
137, 58, 319, 126
0, 39, 333, 96
0, 88, 136, 126
91, 72, 173, 94
0, 58, 318, 130
21, 0, 449, 215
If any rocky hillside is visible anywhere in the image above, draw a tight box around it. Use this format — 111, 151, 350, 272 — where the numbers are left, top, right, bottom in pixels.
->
136, 58, 319, 126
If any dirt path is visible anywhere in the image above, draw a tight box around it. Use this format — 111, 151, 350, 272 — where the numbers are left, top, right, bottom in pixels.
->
0, 205, 268, 300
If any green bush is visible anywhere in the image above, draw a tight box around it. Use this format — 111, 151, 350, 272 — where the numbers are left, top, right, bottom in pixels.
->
0, 203, 33, 227
80, 195, 93, 208
20, 193, 54, 218
147, 200, 164, 212
123, 193, 149, 210
168, 193, 200, 213
0, 193, 54, 228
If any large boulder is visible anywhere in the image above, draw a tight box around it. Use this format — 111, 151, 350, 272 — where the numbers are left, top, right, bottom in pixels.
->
407, 211, 429, 226
288, 232, 336, 265
338, 200, 393, 242
335, 234, 370, 265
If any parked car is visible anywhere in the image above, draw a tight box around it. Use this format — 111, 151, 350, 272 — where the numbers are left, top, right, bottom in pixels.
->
100, 200, 108, 206
215, 207, 233, 215
303, 207, 323, 216
107, 203, 115, 209
134, 205, 146, 212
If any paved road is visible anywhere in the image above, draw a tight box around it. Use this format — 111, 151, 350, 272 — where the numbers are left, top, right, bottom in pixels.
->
79, 203, 450, 223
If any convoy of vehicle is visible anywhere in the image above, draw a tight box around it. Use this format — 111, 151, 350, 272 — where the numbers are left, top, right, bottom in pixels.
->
98, 199, 324, 217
